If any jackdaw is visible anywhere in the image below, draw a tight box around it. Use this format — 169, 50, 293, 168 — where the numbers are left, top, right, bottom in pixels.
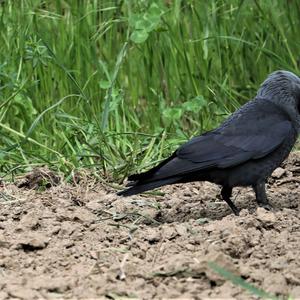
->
118, 70, 300, 215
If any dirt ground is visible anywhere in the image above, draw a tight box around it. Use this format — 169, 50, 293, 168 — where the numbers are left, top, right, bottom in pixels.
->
1, 153, 300, 300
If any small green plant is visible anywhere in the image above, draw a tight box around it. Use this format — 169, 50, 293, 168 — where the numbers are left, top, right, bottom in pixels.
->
209, 262, 292, 300
25, 36, 51, 68
0, 0, 299, 181
129, 2, 165, 44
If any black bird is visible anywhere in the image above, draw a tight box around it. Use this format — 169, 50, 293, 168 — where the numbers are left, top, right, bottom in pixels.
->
118, 71, 300, 215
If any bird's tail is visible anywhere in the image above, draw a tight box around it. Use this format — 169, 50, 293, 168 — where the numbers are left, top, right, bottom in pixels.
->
117, 176, 181, 197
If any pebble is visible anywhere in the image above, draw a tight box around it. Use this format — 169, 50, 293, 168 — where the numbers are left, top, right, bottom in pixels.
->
272, 167, 286, 179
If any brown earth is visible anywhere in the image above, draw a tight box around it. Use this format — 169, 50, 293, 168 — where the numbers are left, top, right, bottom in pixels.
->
1, 153, 300, 299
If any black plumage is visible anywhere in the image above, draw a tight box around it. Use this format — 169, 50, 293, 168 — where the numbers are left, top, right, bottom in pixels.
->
118, 70, 300, 215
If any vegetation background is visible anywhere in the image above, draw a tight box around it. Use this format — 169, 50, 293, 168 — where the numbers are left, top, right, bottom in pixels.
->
0, 0, 299, 183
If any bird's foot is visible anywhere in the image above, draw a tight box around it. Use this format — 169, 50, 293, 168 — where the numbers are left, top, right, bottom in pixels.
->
231, 206, 240, 216
224, 200, 240, 215
222, 198, 240, 216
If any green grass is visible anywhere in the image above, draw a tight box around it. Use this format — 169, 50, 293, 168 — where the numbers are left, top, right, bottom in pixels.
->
0, 0, 299, 182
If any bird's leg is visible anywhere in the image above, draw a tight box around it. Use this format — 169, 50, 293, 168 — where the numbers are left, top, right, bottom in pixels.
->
252, 181, 272, 210
221, 186, 240, 216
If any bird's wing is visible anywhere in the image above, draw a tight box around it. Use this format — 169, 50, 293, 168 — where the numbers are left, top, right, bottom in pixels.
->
150, 100, 293, 179
177, 120, 291, 167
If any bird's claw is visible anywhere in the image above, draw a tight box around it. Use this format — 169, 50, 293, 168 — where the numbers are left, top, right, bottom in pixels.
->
232, 207, 240, 216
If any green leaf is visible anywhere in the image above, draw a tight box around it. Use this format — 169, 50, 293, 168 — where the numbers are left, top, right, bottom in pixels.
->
100, 80, 111, 89
128, 2, 164, 34
144, 14, 161, 31
162, 107, 183, 126
182, 96, 206, 112
148, 3, 164, 16
130, 30, 149, 44
135, 18, 150, 30
128, 13, 140, 28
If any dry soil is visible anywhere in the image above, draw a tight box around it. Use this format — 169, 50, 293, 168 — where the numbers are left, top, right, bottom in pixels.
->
1, 153, 300, 299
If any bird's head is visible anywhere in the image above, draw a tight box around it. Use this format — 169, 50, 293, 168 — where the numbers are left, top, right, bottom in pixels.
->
257, 70, 300, 117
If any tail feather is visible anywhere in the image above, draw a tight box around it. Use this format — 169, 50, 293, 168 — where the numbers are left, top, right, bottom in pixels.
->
128, 152, 176, 182
117, 177, 181, 197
